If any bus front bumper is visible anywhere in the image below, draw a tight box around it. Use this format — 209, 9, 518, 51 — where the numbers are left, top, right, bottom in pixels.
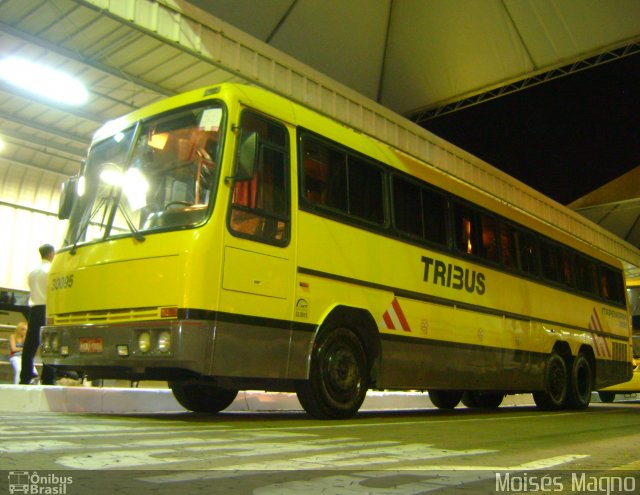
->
40, 320, 213, 380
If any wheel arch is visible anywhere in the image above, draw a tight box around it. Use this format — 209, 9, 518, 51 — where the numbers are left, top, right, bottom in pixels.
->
315, 305, 382, 387
552, 340, 572, 360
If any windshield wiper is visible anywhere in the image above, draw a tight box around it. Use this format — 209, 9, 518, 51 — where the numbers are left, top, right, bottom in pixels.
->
116, 203, 146, 243
70, 194, 112, 255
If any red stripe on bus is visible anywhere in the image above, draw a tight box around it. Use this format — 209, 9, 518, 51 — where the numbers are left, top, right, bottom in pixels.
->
383, 311, 395, 330
391, 298, 411, 332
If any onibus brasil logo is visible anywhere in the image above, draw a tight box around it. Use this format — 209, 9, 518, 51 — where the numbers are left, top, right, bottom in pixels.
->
8, 472, 73, 494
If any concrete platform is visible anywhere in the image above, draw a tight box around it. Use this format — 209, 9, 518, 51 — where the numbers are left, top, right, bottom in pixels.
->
0, 384, 537, 414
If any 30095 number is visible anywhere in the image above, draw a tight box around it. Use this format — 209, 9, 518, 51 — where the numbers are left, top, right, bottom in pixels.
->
51, 275, 74, 290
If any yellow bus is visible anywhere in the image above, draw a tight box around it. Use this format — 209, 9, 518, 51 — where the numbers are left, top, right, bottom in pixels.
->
42, 83, 632, 418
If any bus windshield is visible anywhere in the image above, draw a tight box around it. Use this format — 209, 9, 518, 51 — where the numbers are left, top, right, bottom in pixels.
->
64, 103, 224, 247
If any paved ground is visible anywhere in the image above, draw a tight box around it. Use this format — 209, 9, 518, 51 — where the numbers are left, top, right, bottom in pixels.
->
1, 401, 639, 494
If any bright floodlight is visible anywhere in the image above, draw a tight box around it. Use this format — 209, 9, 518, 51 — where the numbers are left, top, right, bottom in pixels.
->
0, 57, 89, 106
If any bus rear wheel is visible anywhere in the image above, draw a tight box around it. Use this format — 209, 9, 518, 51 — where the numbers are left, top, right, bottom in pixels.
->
429, 390, 462, 409
295, 326, 368, 419
566, 354, 592, 410
461, 391, 504, 409
170, 382, 238, 413
533, 352, 567, 410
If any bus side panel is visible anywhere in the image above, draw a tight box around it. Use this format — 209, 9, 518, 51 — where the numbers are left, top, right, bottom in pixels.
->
296, 211, 629, 393
378, 336, 545, 391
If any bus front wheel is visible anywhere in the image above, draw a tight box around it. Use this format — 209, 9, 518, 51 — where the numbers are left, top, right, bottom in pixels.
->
170, 382, 238, 413
295, 326, 368, 419
533, 352, 567, 410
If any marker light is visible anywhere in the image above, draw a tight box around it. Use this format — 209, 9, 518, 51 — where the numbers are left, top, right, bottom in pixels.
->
0, 57, 89, 105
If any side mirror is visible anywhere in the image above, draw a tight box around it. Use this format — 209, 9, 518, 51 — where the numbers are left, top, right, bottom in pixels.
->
58, 176, 78, 220
234, 131, 259, 181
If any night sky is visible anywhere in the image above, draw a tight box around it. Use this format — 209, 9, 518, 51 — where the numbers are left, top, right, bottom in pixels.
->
419, 53, 640, 206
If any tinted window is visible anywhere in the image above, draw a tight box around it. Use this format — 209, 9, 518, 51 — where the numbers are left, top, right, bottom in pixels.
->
500, 223, 518, 270
600, 266, 625, 304
393, 177, 422, 237
453, 203, 498, 261
348, 156, 384, 223
478, 213, 498, 262
559, 250, 574, 287
454, 203, 475, 255
301, 135, 384, 225
516, 230, 538, 275
576, 256, 598, 295
540, 241, 561, 282
392, 176, 447, 245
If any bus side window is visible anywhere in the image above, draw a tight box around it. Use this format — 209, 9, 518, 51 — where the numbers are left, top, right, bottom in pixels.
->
301, 137, 347, 213
453, 203, 498, 262
599, 266, 625, 304
300, 135, 384, 225
515, 229, 538, 276
392, 176, 423, 238
478, 213, 498, 262
303, 156, 328, 203
454, 203, 476, 255
540, 240, 561, 282
229, 111, 289, 245
500, 223, 517, 270
422, 188, 447, 246
576, 256, 598, 295
347, 155, 384, 224
392, 176, 447, 246
560, 250, 574, 287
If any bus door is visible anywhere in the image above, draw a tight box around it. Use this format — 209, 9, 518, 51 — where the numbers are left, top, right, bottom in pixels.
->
217, 110, 295, 378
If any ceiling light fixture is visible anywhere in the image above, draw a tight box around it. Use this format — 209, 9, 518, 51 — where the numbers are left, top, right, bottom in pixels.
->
0, 56, 89, 106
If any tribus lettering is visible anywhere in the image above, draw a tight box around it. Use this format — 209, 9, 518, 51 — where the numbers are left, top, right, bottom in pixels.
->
421, 256, 486, 295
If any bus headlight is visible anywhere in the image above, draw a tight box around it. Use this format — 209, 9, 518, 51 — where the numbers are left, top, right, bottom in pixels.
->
157, 330, 171, 353
42, 333, 52, 352
138, 331, 151, 353
50, 333, 60, 352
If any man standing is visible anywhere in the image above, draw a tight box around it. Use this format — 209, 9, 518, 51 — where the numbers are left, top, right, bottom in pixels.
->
20, 243, 56, 385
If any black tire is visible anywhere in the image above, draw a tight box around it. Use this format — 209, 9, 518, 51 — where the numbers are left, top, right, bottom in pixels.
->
429, 390, 463, 409
170, 382, 238, 413
533, 352, 568, 411
295, 326, 368, 419
566, 354, 593, 410
462, 391, 504, 409
597, 391, 616, 403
